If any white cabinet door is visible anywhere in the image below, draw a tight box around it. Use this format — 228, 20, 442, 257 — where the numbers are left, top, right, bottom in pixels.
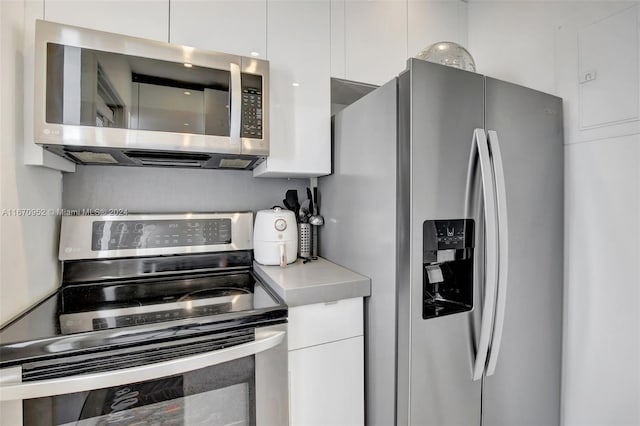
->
408, 0, 468, 58
289, 336, 365, 426
344, 0, 407, 85
335, 1, 468, 84
253, 0, 331, 178
169, 0, 267, 57
43, 0, 169, 41
331, 0, 346, 78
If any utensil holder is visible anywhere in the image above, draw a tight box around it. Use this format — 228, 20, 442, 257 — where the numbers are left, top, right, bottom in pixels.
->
298, 223, 311, 259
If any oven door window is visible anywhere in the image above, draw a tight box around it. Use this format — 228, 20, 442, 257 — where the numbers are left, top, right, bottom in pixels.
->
22, 357, 256, 426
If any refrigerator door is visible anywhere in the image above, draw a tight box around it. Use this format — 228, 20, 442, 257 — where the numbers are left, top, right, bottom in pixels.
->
398, 59, 485, 426
482, 78, 564, 426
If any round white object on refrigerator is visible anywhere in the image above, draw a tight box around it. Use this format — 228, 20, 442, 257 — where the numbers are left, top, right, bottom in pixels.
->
254, 208, 298, 267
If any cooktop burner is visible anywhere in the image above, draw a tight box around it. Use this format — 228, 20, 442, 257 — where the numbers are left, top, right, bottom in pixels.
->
58, 272, 265, 334
60, 273, 255, 312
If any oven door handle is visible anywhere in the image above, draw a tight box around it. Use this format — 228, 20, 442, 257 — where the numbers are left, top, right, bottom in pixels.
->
0, 330, 285, 401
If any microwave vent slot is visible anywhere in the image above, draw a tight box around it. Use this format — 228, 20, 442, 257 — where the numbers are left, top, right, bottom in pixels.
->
139, 159, 202, 167
125, 151, 210, 168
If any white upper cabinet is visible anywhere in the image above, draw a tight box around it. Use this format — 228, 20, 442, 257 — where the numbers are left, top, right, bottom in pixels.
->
408, 0, 468, 58
330, 0, 346, 78
332, 0, 468, 85
344, 0, 408, 85
169, 1, 267, 57
29, 0, 469, 175
253, 0, 331, 178
43, 0, 169, 41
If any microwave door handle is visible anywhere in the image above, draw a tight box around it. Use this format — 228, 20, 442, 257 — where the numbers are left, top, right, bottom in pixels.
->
468, 128, 499, 382
485, 130, 509, 377
0, 330, 285, 401
229, 62, 242, 144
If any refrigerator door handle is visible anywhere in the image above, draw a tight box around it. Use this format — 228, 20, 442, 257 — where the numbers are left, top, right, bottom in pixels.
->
485, 130, 509, 376
468, 128, 499, 381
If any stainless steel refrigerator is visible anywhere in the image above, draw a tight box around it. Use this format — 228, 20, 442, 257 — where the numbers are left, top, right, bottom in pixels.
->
319, 58, 563, 426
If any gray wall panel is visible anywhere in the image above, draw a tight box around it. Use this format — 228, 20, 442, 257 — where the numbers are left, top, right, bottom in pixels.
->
62, 166, 307, 213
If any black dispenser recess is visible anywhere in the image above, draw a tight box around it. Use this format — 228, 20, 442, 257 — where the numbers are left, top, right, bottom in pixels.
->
423, 219, 474, 319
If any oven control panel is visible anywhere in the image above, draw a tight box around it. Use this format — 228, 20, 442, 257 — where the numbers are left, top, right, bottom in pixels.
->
60, 212, 253, 261
91, 219, 231, 251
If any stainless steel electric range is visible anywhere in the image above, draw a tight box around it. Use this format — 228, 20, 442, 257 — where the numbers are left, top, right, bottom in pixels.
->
0, 212, 288, 426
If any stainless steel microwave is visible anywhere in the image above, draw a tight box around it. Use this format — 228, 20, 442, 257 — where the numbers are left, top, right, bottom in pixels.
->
34, 20, 269, 170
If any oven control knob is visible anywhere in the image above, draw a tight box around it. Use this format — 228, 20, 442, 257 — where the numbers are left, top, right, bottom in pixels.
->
274, 218, 287, 232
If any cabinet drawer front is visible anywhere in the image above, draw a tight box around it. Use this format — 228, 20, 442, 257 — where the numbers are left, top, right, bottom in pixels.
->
288, 297, 363, 350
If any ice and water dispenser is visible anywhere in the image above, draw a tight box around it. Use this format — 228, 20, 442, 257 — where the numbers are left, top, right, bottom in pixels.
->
423, 219, 474, 319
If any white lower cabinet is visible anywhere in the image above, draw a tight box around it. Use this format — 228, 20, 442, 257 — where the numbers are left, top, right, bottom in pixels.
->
289, 336, 365, 426
287, 297, 364, 426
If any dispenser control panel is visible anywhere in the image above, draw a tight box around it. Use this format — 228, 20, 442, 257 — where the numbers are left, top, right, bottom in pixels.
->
423, 219, 474, 263
435, 220, 468, 249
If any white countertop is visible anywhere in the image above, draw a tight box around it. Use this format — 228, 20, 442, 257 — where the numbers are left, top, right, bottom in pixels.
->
253, 257, 371, 307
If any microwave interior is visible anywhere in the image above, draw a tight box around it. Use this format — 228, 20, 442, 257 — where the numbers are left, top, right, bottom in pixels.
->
46, 43, 263, 139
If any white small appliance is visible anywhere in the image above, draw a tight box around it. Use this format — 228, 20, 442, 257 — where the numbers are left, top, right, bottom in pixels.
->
254, 208, 298, 267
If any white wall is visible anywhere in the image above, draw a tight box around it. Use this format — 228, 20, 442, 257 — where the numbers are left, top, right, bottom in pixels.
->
555, 4, 640, 426
564, 135, 639, 426
0, 0, 63, 326
468, 1, 575, 95
468, 2, 640, 425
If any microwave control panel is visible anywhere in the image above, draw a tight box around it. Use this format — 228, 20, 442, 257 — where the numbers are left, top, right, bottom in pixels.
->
241, 73, 263, 139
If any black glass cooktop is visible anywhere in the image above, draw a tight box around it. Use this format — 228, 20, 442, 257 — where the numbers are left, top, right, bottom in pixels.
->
58, 272, 280, 334
0, 271, 286, 367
